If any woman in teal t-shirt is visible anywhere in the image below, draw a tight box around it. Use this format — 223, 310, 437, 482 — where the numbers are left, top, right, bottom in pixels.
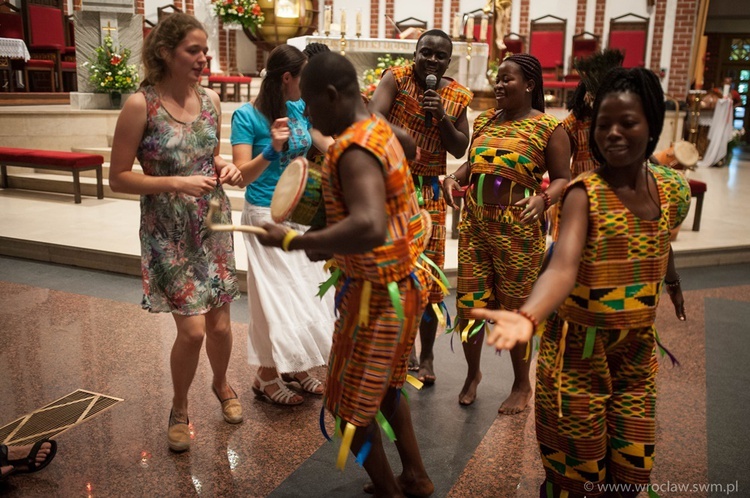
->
231, 45, 334, 406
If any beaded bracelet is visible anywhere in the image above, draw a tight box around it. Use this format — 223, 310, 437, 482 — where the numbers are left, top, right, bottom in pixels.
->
262, 144, 281, 162
445, 173, 460, 186
514, 309, 539, 329
664, 276, 681, 288
281, 229, 299, 252
540, 191, 552, 210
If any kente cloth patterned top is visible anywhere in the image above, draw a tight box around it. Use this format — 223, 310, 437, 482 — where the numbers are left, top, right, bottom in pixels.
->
385, 64, 473, 177
323, 115, 427, 284
136, 85, 240, 315
469, 111, 560, 191
557, 164, 691, 329
561, 113, 598, 177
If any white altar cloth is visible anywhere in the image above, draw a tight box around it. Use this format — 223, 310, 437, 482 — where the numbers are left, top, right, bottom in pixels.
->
698, 98, 734, 168
0, 37, 30, 61
287, 36, 490, 92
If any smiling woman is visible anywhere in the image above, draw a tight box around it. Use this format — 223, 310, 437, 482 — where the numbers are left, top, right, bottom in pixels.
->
108, 13, 245, 453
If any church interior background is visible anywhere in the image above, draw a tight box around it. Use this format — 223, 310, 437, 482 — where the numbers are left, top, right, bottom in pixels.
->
1, 0, 749, 496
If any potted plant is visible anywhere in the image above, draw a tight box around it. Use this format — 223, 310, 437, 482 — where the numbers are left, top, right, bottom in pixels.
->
211, 0, 265, 32
83, 35, 139, 108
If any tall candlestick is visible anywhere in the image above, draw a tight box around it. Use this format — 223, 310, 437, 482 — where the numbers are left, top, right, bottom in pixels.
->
340, 9, 346, 36
479, 15, 488, 42
356, 10, 362, 37
452, 13, 461, 39
324, 6, 331, 34
465, 16, 474, 41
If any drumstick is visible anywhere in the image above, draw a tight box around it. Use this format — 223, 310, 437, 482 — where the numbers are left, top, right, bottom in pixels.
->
207, 200, 268, 236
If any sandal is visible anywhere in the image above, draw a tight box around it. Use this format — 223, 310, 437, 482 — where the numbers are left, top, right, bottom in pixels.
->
5, 439, 57, 475
212, 385, 243, 424
281, 372, 324, 395
0, 445, 16, 482
252, 375, 304, 406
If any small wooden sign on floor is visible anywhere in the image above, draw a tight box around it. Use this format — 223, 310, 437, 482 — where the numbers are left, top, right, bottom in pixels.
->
0, 389, 123, 445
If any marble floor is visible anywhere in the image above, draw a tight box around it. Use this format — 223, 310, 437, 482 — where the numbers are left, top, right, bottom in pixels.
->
1, 133, 750, 496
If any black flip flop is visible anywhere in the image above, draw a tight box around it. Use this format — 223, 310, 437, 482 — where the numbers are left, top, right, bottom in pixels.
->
7, 439, 57, 474
0, 445, 17, 482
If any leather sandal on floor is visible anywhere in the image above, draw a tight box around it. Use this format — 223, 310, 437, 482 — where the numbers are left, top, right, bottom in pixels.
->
281, 372, 324, 395
5, 439, 57, 475
252, 375, 304, 406
167, 410, 190, 452
212, 385, 243, 424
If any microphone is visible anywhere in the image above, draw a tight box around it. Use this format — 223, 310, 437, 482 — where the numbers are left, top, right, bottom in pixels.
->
424, 74, 437, 129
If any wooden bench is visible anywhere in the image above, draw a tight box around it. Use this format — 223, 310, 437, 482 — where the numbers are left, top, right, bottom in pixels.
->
0, 147, 104, 203
208, 75, 252, 102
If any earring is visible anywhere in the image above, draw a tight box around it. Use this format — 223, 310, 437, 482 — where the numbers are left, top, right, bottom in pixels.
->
526, 89, 531, 93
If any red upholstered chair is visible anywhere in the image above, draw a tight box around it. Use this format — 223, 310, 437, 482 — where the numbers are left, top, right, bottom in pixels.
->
607, 13, 648, 69
22, 2, 77, 92
500, 33, 525, 60
0, 2, 26, 92
529, 15, 567, 81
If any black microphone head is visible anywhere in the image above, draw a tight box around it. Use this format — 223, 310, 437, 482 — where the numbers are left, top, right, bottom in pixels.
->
425, 74, 437, 90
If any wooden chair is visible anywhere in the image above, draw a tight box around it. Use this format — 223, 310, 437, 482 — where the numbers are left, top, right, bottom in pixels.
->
394, 17, 427, 39
567, 31, 599, 81
21, 0, 77, 92
157, 4, 182, 23
143, 19, 156, 40
529, 15, 567, 81
607, 13, 649, 68
0, 2, 25, 92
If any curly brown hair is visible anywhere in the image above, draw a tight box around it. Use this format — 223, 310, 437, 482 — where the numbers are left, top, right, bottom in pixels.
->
141, 13, 206, 87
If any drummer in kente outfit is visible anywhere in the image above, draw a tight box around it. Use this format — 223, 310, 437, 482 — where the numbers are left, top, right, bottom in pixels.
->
369, 29, 473, 386
258, 52, 434, 498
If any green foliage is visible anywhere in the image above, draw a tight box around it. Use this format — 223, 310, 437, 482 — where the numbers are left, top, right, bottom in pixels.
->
211, 0, 264, 31
84, 36, 139, 93
361, 54, 410, 98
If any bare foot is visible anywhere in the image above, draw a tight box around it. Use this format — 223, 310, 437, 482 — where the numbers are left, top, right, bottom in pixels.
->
1, 465, 14, 480
458, 371, 482, 405
417, 357, 436, 386
408, 349, 419, 371
498, 383, 532, 415
364, 473, 435, 497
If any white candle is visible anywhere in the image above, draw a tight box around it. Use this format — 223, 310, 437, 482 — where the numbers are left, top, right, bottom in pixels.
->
465, 16, 474, 41
479, 15, 488, 42
340, 9, 346, 35
356, 10, 362, 35
324, 6, 331, 33
452, 13, 461, 39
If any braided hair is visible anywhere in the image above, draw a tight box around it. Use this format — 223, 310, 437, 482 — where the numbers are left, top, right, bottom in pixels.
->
567, 81, 592, 120
589, 67, 665, 165
302, 42, 331, 59
504, 53, 545, 112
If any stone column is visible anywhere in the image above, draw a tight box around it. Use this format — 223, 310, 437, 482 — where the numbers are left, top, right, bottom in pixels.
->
71, 0, 143, 109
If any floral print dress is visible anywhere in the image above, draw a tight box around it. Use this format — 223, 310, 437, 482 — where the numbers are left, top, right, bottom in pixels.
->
136, 85, 240, 315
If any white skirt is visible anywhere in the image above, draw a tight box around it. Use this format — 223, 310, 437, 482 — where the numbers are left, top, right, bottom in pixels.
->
241, 202, 335, 373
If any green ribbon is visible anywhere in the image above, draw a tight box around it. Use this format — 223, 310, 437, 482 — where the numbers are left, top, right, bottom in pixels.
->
419, 253, 450, 290
416, 175, 424, 206
524, 187, 531, 198
317, 267, 342, 298
400, 386, 410, 402
477, 173, 486, 207
376, 411, 397, 442
582, 327, 596, 359
334, 416, 342, 438
387, 281, 404, 321
648, 487, 660, 498
468, 319, 485, 339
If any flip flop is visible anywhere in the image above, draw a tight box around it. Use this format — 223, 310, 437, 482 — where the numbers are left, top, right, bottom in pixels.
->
7, 439, 57, 475
0, 445, 16, 482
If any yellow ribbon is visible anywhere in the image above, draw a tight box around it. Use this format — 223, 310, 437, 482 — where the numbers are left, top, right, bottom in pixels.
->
323, 258, 338, 272
405, 374, 424, 390
461, 319, 476, 343
336, 422, 357, 470
415, 262, 449, 296
358, 281, 372, 327
431, 303, 446, 327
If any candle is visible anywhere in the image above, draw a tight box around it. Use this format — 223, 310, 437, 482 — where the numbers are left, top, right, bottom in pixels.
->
452, 13, 461, 39
465, 16, 474, 41
324, 6, 331, 33
340, 9, 346, 35
356, 10, 362, 35
479, 15, 488, 42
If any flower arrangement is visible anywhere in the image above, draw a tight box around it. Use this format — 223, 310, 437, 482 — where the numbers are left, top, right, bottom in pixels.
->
83, 35, 139, 94
211, 0, 264, 31
361, 54, 409, 99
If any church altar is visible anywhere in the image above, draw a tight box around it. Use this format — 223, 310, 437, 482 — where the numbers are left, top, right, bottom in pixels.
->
287, 36, 490, 93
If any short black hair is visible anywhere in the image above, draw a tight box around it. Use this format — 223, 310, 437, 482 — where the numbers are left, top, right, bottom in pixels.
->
416, 29, 453, 54
301, 51, 360, 97
589, 67, 665, 164
302, 42, 330, 59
